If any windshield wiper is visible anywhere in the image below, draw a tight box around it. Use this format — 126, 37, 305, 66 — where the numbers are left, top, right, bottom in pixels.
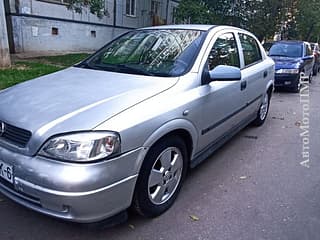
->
78, 62, 162, 76
75, 62, 98, 70
117, 64, 155, 76
269, 54, 290, 57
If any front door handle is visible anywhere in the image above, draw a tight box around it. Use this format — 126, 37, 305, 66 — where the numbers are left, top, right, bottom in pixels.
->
263, 71, 268, 78
241, 81, 247, 91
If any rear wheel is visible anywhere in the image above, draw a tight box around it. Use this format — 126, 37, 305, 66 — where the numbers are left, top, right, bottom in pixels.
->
252, 92, 270, 126
132, 136, 188, 217
292, 81, 301, 93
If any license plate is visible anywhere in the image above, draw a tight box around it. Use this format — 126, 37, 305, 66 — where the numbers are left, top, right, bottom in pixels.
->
0, 160, 14, 184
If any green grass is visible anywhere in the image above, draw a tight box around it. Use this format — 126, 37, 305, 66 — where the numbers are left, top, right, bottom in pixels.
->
33, 53, 90, 67
0, 53, 90, 90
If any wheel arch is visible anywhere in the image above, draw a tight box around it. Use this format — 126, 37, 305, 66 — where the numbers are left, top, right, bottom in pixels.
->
142, 119, 198, 162
266, 79, 274, 98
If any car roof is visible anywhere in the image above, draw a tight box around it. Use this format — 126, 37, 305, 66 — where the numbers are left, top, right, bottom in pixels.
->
140, 24, 217, 31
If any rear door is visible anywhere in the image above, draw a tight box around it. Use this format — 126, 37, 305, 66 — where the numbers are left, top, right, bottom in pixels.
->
237, 32, 271, 115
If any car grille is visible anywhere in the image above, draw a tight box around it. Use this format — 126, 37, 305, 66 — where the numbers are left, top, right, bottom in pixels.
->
0, 122, 32, 147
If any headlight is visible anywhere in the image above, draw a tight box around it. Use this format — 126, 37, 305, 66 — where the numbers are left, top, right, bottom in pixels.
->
39, 132, 121, 162
276, 69, 299, 74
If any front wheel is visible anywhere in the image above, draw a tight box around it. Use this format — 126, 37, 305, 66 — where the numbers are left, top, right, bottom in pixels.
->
252, 92, 270, 126
132, 136, 188, 217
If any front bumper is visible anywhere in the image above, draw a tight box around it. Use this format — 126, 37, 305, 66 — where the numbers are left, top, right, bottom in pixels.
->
0, 146, 146, 223
274, 73, 300, 88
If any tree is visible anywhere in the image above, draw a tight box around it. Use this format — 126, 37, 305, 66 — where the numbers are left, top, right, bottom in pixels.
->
0, 0, 10, 68
175, 0, 212, 24
67, 0, 109, 18
295, 0, 320, 41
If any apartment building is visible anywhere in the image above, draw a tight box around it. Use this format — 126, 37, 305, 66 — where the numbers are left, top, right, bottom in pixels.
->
4, 0, 180, 53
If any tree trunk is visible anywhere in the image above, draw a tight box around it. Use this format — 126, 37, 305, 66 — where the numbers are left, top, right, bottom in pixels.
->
0, 0, 11, 68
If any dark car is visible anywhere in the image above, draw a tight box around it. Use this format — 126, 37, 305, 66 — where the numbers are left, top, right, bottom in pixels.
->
310, 42, 320, 75
269, 40, 314, 92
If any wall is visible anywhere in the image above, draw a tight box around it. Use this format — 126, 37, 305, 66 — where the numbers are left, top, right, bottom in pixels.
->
8, 0, 180, 53
11, 15, 128, 52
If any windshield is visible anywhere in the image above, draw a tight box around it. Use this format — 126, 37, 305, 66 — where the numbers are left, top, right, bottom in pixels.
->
80, 29, 205, 77
269, 43, 303, 58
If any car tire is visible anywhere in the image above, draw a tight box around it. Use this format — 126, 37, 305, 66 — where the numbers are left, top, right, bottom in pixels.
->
252, 92, 270, 126
292, 81, 301, 93
132, 136, 188, 218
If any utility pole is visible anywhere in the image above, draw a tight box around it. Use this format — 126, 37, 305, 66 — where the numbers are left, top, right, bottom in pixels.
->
0, 0, 11, 68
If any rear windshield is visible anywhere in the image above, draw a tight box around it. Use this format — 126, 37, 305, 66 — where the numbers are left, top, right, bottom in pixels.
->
79, 29, 206, 77
269, 43, 303, 58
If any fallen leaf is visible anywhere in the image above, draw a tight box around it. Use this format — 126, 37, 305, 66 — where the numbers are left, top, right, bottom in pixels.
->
239, 176, 248, 180
189, 215, 199, 221
272, 116, 285, 120
128, 224, 135, 230
244, 135, 258, 140
295, 121, 301, 127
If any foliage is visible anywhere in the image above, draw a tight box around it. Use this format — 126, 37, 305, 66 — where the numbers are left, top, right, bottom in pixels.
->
67, 0, 109, 19
295, 0, 320, 41
176, 0, 320, 42
175, 0, 212, 24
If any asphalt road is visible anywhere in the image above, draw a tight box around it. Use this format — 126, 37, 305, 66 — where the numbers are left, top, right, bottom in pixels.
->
1, 76, 319, 240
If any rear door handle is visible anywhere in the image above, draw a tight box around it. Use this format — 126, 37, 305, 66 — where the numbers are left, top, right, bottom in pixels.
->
241, 80, 247, 91
263, 71, 268, 78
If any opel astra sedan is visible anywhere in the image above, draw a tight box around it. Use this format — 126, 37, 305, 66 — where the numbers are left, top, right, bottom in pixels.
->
0, 25, 274, 223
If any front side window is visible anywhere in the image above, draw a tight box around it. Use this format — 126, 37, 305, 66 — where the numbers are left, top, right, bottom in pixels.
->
208, 33, 240, 70
239, 33, 262, 67
83, 29, 205, 77
126, 0, 136, 16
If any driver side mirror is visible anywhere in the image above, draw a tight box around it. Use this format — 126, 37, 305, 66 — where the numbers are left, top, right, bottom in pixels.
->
209, 65, 241, 82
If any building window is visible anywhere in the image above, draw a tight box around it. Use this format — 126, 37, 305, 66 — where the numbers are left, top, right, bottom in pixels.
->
126, 0, 136, 16
151, 1, 161, 16
52, 27, 59, 35
172, 7, 177, 24
91, 30, 96, 38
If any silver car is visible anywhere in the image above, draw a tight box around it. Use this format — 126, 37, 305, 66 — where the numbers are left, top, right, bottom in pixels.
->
0, 25, 274, 223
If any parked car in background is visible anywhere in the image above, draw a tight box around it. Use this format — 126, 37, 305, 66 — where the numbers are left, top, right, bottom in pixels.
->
0, 25, 274, 224
268, 40, 314, 92
310, 42, 320, 75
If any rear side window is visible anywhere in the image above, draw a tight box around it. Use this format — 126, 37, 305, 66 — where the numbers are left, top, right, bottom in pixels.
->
208, 33, 240, 70
239, 33, 262, 67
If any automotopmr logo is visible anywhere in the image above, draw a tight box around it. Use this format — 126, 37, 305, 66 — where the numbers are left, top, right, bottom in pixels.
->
299, 73, 310, 168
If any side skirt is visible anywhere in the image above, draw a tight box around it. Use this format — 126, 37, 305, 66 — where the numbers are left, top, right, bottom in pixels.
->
190, 113, 256, 168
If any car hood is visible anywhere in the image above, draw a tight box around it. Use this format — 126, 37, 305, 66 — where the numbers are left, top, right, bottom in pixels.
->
0, 67, 178, 154
270, 56, 302, 70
